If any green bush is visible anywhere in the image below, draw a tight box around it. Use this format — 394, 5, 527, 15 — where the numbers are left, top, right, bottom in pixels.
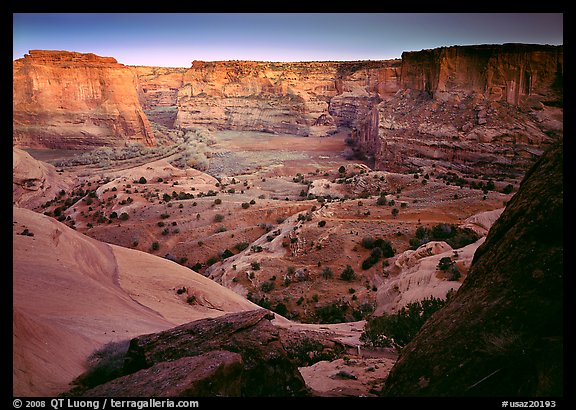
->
409, 224, 480, 250
315, 303, 348, 323
360, 296, 448, 349
235, 242, 249, 251
260, 281, 275, 293
340, 265, 356, 281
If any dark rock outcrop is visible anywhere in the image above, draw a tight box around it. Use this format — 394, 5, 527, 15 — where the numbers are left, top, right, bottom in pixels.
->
82, 351, 244, 397
381, 139, 563, 396
74, 309, 311, 397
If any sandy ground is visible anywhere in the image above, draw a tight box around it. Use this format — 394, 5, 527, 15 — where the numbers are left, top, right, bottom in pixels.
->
14, 131, 515, 396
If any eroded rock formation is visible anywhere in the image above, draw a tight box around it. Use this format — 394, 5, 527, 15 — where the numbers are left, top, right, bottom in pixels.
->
13, 50, 156, 149
353, 44, 563, 177
133, 66, 186, 128
381, 139, 563, 396
174, 60, 400, 136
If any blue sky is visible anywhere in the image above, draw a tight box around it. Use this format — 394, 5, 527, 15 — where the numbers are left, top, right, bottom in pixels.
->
13, 13, 563, 67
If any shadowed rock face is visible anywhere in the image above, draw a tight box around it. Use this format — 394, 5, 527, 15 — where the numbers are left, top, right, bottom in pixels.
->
74, 309, 312, 397
381, 139, 563, 396
13, 50, 156, 149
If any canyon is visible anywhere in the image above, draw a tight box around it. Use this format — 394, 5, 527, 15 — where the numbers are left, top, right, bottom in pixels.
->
12, 43, 563, 397
14, 44, 563, 177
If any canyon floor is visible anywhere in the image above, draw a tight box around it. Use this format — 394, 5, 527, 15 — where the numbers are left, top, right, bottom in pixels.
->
16, 128, 516, 396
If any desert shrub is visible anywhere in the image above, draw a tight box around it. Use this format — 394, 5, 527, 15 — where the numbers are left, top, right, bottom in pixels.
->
437, 256, 454, 271
321, 267, 334, 279
260, 281, 275, 293
214, 214, 225, 222
409, 224, 480, 250
251, 261, 261, 270
235, 242, 249, 251
273, 303, 288, 316
315, 303, 348, 324
360, 296, 448, 349
151, 241, 160, 251
220, 249, 234, 259
138, 176, 147, 184
119, 212, 129, 221
73, 340, 130, 389
340, 265, 356, 281
318, 220, 326, 227
241, 202, 250, 209
206, 256, 219, 266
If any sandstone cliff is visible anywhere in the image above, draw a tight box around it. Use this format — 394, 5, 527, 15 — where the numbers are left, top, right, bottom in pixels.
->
174, 60, 400, 136
133, 66, 187, 128
381, 139, 563, 396
13, 50, 156, 149
354, 44, 563, 177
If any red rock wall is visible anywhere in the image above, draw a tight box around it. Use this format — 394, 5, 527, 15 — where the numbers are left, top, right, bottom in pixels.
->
174, 60, 401, 136
354, 44, 563, 176
13, 50, 156, 149
400, 44, 563, 106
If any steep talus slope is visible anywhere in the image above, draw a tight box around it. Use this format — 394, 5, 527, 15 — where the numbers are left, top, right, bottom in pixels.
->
381, 139, 563, 396
13, 50, 155, 149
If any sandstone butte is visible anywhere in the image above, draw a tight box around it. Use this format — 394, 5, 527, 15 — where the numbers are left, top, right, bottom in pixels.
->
13, 50, 156, 149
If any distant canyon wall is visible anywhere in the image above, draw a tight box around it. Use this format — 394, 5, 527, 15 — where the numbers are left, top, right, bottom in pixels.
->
13, 50, 156, 149
353, 44, 563, 176
14, 45, 562, 177
171, 60, 401, 136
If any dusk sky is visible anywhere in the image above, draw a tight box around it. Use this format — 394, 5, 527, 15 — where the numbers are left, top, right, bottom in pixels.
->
13, 13, 563, 67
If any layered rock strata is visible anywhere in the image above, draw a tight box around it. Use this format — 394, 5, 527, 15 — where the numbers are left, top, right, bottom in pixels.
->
133, 66, 187, 128
174, 60, 401, 136
13, 50, 156, 149
354, 44, 563, 176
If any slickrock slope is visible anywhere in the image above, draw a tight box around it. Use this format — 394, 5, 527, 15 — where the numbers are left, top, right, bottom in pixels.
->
12, 206, 258, 396
354, 44, 563, 177
13, 147, 75, 209
174, 60, 401, 136
13, 50, 156, 149
381, 139, 563, 396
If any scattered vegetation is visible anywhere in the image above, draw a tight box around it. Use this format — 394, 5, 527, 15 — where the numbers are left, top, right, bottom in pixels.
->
360, 296, 450, 350
409, 223, 480, 250
72, 340, 130, 390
